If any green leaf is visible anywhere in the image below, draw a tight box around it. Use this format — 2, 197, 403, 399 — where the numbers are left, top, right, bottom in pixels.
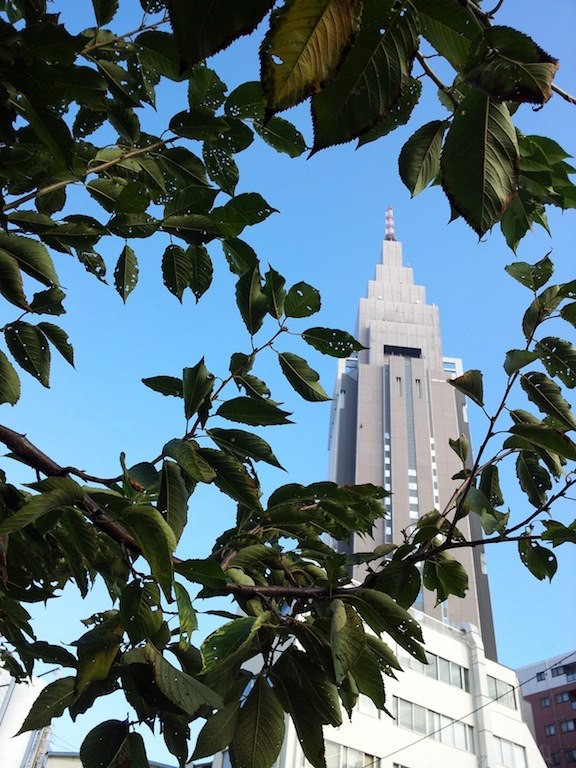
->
80, 720, 129, 768
17, 677, 76, 733
113, 244, 138, 303
284, 282, 321, 318
509, 423, 576, 462
37, 322, 74, 367
207, 428, 284, 469
261, 0, 361, 114
175, 557, 227, 590
188, 65, 227, 111
163, 438, 217, 483
108, 213, 159, 239
204, 143, 239, 196
254, 117, 307, 157
120, 581, 163, 644
441, 91, 519, 237
217, 397, 293, 426
0, 477, 83, 534
29, 286, 66, 316
158, 460, 189, 543
516, 451, 551, 507
187, 245, 213, 302
175, 582, 197, 648
301, 327, 363, 357
560, 302, 576, 328
0, 350, 20, 405
236, 267, 269, 335
162, 244, 190, 302
136, 30, 185, 81
505, 254, 553, 289
428, 554, 469, 600
330, 600, 366, 684
119, 505, 177, 600
0, 249, 29, 310
142, 375, 183, 398
212, 193, 277, 238
448, 433, 469, 463
413, 0, 476, 68
541, 520, 576, 546
183, 358, 215, 421
223, 238, 259, 277
167, 0, 274, 66
349, 645, 386, 709
520, 371, 576, 429
231, 676, 285, 768
194, 701, 240, 760
0, 233, 58, 287
448, 369, 483, 407
5, 322, 51, 386
479, 465, 504, 507
504, 349, 538, 375
198, 448, 263, 510
357, 77, 422, 147
535, 337, 576, 389
262, 267, 286, 320
92, 0, 119, 25
373, 561, 421, 611
399, 120, 447, 196
518, 539, 557, 581
278, 352, 330, 402
311, 0, 419, 150
464, 26, 559, 105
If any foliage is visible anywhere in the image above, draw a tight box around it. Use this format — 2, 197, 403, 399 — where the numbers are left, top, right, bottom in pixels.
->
0, 2, 574, 768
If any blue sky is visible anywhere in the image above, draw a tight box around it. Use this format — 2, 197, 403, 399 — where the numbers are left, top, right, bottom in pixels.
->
1, 1, 575, 761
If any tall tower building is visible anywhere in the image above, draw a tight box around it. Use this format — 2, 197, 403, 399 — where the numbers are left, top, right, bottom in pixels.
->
328, 209, 497, 660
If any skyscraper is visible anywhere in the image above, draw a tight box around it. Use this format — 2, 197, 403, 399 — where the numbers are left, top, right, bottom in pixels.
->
328, 210, 497, 659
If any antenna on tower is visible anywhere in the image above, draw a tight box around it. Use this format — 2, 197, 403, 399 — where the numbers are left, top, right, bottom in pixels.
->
385, 207, 395, 241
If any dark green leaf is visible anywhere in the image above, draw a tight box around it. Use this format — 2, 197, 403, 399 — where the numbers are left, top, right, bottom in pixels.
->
80, 720, 128, 768
518, 539, 557, 581
212, 193, 277, 238
330, 600, 366, 684
448, 433, 469, 463
399, 120, 447, 196
278, 352, 330, 402
5, 322, 50, 386
520, 371, 576, 429
183, 358, 215, 421
29, 286, 66, 316
0, 477, 83, 534
158, 460, 189, 543
231, 676, 285, 768
254, 116, 306, 157
194, 701, 240, 760
223, 238, 259, 277
509, 423, 576, 462
18, 677, 76, 733
541, 520, 576, 546
479, 465, 504, 507
413, 0, 475, 68
175, 558, 227, 590
162, 244, 190, 302
373, 561, 421, 610
516, 451, 551, 507
0, 250, 29, 310
198, 448, 262, 510
204, 143, 239, 196
37, 322, 74, 367
0, 233, 58, 286
284, 282, 321, 318
163, 438, 217, 483
92, 0, 119, 25
207, 428, 283, 469
302, 327, 363, 357
448, 369, 483, 406
142, 375, 183, 398
0, 350, 20, 405
358, 77, 422, 147
217, 397, 293, 426
505, 255, 553, 290
535, 337, 576, 389
175, 582, 197, 648
236, 267, 269, 334
114, 244, 138, 303
262, 267, 286, 320
504, 349, 538, 375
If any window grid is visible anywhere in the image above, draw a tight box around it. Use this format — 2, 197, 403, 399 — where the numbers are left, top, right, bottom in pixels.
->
392, 696, 474, 752
488, 675, 517, 709
493, 736, 528, 768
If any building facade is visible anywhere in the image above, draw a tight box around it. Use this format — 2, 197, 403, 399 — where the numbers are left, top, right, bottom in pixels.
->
0, 668, 49, 768
328, 211, 496, 659
516, 653, 576, 767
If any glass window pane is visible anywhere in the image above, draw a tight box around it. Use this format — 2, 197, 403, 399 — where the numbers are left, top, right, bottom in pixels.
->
326, 742, 341, 768
488, 676, 497, 699
513, 744, 527, 768
494, 736, 504, 765
502, 739, 514, 767
399, 699, 412, 729
413, 705, 426, 734
426, 653, 438, 679
427, 710, 440, 739
439, 657, 451, 684
440, 715, 454, 746
347, 748, 364, 768
454, 722, 467, 751
450, 662, 462, 688
358, 694, 378, 718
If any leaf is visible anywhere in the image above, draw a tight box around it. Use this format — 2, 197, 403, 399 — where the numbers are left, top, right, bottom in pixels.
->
479, 465, 504, 507
262, 267, 286, 320
448, 433, 469, 463
509, 423, 576, 462
30, 286, 66, 316
198, 448, 262, 510
175, 557, 227, 590
520, 371, 576, 430
0, 477, 83, 534
0, 233, 58, 286
119, 505, 177, 600
518, 539, 557, 581
17, 677, 76, 733
0, 249, 29, 309
217, 397, 293, 426
261, 0, 361, 114
208, 428, 283, 469
204, 143, 239, 196
167, 0, 275, 66
284, 282, 321, 317
441, 91, 519, 237
254, 117, 307, 157
448, 369, 483, 406
162, 244, 190, 302
357, 77, 422, 147
464, 26, 559, 105
80, 720, 129, 768
92, 0, 119, 26
37, 322, 74, 367
137, 30, 185, 81
142, 375, 183, 398
311, 0, 419, 150
163, 438, 217, 483
505, 254, 553, 289
504, 349, 538, 375
516, 451, 551, 507
330, 600, 366, 684
349, 645, 386, 709
231, 677, 285, 768
373, 561, 421, 611
535, 337, 576, 389
5, 322, 51, 386
193, 701, 240, 760
223, 238, 259, 276
541, 520, 576, 546
278, 352, 330, 402
212, 193, 277, 238
175, 582, 197, 648
413, 0, 476, 68
236, 267, 269, 334
120, 581, 163, 643
0, 350, 20, 405
301, 327, 363, 357
158, 460, 189, 543
399, 120, 447, 196
113, 244, 138, 303
183, 358, 215, 420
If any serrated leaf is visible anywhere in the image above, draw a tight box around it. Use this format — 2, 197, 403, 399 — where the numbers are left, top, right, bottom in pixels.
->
518, 539, 557, 581
162, 244, 190, 302
198, 448, 262, 510
236, 267, 269, 334
5, 322, 50, 385
479, 465, 504, 507
187, 245, 213, 302
0, 350, 20, 405
193, 701, 240, 760
509, 423, 576, 462
504, 349, 538, 375
448, 433, 469, 463
0, 250, 29, 310
441, 91, 519, 236
92, 0, 119, 25
505, 254, 553, 289
114, 244, 138, 303
142, 375, 183, 398
278, 352, 330, 402
516, 451, 551, 507
541, 520, 576, 546
29, 286, 66, 316
535, 337, 576, 389
413, 0, 475, 68
399, 120, 447, 196
163, 439, 217, 483
183, 358, 215, 421
175, 582, 197, 648
373, 561, 421, 610
311, 0, 419, 150
217, 397, 293, 426
448, 369, 483, 406
330, 600, 366, 684
349, 644, 387, 709
284, 282, 321, 318
212, 193, 277, 238
204, 143, 239, 196
175, 558, 227, 590
358, 77, 422, 147
262, 267, 286, 319
0, 477, 83, 534
17, 677, 76, 734
0, 233, 58, 287
301, 327, 363, 357
222, 238, 259, 277
254, 116, 307, 157
207, 428, 283, 469
520, 371, 576, 429
158, 460, 189, 543
560, 302, 576, 327
188, 64, 227, 111
37, 322, 74, 367
231, 677, 285, 768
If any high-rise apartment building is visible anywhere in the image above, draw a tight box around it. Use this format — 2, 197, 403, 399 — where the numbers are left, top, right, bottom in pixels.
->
328, 210, 496, 659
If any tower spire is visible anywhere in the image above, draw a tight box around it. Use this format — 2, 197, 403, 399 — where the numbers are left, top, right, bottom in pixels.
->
385, 206, 395, 241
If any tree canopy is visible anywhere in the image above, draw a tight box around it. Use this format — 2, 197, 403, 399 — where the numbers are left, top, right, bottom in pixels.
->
0, 1, 574, 767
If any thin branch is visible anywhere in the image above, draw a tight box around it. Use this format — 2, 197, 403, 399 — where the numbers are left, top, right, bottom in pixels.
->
552, 83, 576, 106
415, 52, 459, 109
82, 17, 169, 54
485, 0, 505, 17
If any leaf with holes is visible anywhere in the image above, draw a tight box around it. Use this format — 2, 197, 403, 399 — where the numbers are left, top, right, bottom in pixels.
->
518, 539, 557, 581
509, 423, 576, 462
516, 451, 551, 507
520, 372, 576, 430
212, 193, 277, 238
37, 323, 74, 367
358, 77, 422, 147
284, 282, 321, 318
278, 352, 330, 402
254, 116, 307, 157
5, 322, 51, 386
203, 143, 239, 195
505, 254, 553, 290
114, 244, 138, 303
302, 327, 364, 357
535, 337, 576, 389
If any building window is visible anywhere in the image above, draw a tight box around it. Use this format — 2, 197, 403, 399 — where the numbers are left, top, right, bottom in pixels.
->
541, 696, 552, 708
545, 725, 556, 736
320, 741, 379, 768
561, 720, 576, 733
551, 753, 561, 766
396, 376, 402, 396
392, 696, 474, 752
494, 736, 528, 768
488, 676, 517, 709
415, 378, 422, 398
537, 671, 547, 681
567, 749, 576, 763
557, 692, 570, 704
552, 666, 565, 678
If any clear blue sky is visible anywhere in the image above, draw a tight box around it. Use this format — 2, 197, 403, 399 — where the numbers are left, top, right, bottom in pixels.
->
1, 1, 575, 761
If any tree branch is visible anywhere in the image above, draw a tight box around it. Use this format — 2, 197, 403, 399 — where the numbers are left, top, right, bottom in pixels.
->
552, 83, 576, 106
416, 52, 459, 109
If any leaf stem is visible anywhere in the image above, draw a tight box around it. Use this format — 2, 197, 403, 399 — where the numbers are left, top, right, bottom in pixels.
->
415, 52, 459, 109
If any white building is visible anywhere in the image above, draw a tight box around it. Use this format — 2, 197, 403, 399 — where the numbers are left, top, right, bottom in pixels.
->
0, 667, 48, 768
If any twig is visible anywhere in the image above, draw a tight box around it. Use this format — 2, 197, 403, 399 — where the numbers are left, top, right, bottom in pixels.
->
552, 83, 576, 106
415, 52, 459, 109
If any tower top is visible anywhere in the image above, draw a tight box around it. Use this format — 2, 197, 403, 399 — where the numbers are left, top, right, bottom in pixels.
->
385, 206, 395, 241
